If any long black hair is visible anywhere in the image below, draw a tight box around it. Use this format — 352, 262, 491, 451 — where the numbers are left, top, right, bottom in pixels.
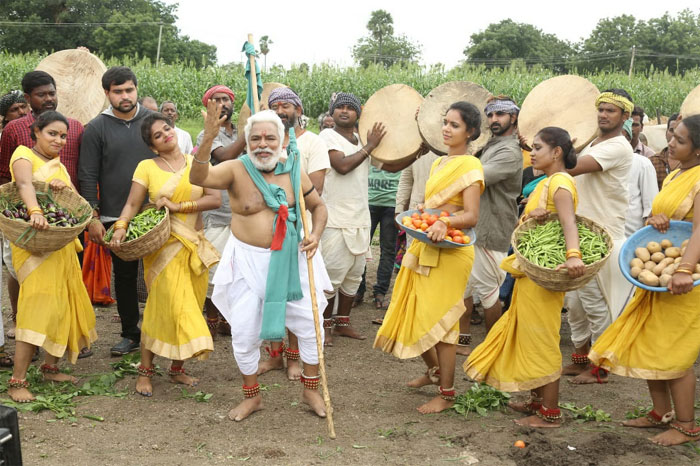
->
680, 115, 700, 150
535, 126, 577, 169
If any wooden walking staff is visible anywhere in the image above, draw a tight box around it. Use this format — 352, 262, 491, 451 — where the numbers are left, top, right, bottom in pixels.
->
245, 35, 336, 438
297, 185, 337, 439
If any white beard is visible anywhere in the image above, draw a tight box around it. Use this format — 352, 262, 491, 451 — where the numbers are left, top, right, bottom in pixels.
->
250, 148, 281, 172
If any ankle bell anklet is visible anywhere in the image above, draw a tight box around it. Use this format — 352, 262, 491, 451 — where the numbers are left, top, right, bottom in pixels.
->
323, 319, 334, 329
8, 378, 29, 389
284, 348, 300, 361
646, 409, 674, 426
243, 383, 260, 398
536, 405, 562, 422
137, 364, 156, 378
300, 372, 320, 390
334, 316, 350, 328
168, 365, 186, 376
427, 366, 441, 384
571, 353, 589, 365
40, 363, 60, 374
669, 420, 700, 437
458, 334, 471, 346
439, 386, 456, 401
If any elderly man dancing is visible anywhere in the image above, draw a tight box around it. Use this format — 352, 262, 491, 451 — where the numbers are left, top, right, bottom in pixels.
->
190, 101, 331, 422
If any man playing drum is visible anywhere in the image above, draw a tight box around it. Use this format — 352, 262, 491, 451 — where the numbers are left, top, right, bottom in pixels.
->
563, 89, 634, 384
190, 102, 330, 422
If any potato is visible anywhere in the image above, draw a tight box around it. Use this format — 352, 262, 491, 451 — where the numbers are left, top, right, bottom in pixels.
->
681, 239, 689, 248
630, 258, 644, 269
638, 270, 660, 286
662, 265, 677, 276
696, 264, 700, 274
660, 239, 673, 249
630, 266, 642, 278
665, 247, 681, 258
635, 247, 651, 262
652, 263, 666, 276
659, 274, 672, 287
680, 247, 686, 256
674, 257, 682, 264
659, 257, 675, 267
693, 273, 700, 281
644, 261, 656, 271
647, 241, 662, 254
651, 252, 666, 263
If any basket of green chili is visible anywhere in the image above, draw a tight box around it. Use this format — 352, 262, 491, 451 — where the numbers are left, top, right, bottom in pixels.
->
103, 204, 170, 261
0, 181, 92, 254
511, 214, 612, 292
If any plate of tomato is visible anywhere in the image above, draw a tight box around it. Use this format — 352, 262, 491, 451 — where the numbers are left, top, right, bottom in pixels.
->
395, 209, 476, 248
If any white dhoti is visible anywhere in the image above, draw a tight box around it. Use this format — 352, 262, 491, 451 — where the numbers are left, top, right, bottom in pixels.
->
463, 245, 507, 308
320, 227, 368, 298
212, 233, 331, 376
204, 225, 231, 298
565, 238, 631, 348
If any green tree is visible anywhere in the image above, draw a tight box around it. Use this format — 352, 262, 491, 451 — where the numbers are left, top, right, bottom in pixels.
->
463, 19, 575, 71
352, 10, 421, 67
0, 0, 217, 67
259, 35, 273, 72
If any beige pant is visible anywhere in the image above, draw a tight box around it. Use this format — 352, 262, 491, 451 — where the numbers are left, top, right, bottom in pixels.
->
464, 245, 507, 309
321, 228, 366, 298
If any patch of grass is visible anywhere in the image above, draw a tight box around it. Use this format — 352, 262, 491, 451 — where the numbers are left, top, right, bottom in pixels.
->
625, 403, 651, 419
452, 383, 511, 418
180, 388, 213, 403
560, 402, 611, 422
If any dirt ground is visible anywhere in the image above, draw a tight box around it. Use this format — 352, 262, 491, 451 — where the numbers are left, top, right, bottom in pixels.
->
2, 244, 700, 466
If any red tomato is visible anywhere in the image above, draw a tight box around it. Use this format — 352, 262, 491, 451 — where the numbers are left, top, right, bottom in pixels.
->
421, 212, 430, 220
420, 222, 429, 231
452, 236, 464, 244
411, 212, 420, 220
445, 236, 453, 242
426, 217, 436, 226
440, 211, 450, 218
412, 219, 422, 228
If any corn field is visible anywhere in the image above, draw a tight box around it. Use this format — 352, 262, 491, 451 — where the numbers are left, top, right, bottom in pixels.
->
2, 52, 699, 121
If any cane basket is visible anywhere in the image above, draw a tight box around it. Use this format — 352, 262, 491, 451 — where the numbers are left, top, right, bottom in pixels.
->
511, 214, 613, 292
0, 181, 92, 254
106, 204, 170, 262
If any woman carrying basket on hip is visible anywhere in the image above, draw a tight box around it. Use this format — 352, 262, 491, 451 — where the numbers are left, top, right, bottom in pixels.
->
7, 111, 96, 403
464, 127, 585, 428
110, 113, 221, 397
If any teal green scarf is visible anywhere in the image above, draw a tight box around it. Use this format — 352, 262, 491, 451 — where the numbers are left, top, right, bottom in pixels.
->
240, 131, 303, 340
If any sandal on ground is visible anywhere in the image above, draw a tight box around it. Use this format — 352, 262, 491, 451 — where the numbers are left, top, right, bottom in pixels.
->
6, 328, 15, 340
111, 314, 121, 323
352, 294, 364, 308
470, 311, 483, 325
77, 347, 93, 359
373, 294, 388, 310
372, 318, 384, 325
0, 354, 13, 367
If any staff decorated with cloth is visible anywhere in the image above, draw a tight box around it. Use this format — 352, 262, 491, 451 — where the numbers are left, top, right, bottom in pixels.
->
7, 111, 96, 404
588, 114, 700, 447
110, 113, 221, 397
465, 127, 585, 428
374, 102, 484, 415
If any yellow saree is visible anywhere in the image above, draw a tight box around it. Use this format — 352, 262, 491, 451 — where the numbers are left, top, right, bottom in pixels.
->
132, 155, 219, 360
10, 146, 96, 363
465, 173, 578, 390
589, 165, 700, 379
373, 155, 484, 358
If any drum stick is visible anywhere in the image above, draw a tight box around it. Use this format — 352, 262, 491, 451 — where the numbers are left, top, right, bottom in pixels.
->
247, 34, 260, 113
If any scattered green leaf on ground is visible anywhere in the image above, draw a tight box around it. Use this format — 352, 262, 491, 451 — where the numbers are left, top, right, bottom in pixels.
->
452, 383, 511, 418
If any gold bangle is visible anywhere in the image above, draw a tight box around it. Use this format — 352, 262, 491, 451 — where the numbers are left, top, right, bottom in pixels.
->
566, 249, 581, 255
114, 220, 128, 231
674, 268, 693, 275
438, 216, 451, 228
189, 200, 198, 212
678, 262, 696, 270
27, 206, 43, 216
566, 251, 582, 259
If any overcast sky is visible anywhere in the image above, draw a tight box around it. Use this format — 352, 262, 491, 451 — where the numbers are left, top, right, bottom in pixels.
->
166, 0, 698, 68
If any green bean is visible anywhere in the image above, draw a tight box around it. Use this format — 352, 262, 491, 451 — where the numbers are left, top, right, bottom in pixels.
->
516, 220, 608, 269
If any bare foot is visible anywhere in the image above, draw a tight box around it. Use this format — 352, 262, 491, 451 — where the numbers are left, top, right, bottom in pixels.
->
455, 345, 472, 356
561, 362, 588, 376
623, 417, 662, 428
417, 395, 453, 414
43, 372, 78, 384
8, 386, 34, 403
407, 374, 438, 388
650, 424, 698, 446
6, 326, 15, 339
136, 375, 153, 397
287, 360, 302, 381
508, 400, 539, 414
170, 373, 198, 386
324, 327, 333, 347
257, 357, 284, 375
228, 396, 263, 422
334, 325, 366, 340
302, 389, 327, 417
569, 369, 607, 385
514, 414, 561, 428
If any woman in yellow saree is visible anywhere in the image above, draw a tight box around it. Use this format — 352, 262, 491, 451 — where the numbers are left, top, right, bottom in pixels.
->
464, 127, 585, 427
589, 115, 700, 446
7, 111, 96, 403
111, 113, 221, 397
374, 102, 484, 414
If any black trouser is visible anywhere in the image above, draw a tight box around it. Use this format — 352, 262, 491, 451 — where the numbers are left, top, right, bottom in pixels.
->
105, 221, 141, 342
358, 205, 398, 298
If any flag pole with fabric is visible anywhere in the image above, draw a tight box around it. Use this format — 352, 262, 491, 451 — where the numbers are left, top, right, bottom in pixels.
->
243, 36, 336, 438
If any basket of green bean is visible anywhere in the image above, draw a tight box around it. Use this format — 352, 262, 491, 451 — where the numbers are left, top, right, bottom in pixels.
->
103, 205, 170, 261
511, 214, 612, 292
0, 181, 92, 254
